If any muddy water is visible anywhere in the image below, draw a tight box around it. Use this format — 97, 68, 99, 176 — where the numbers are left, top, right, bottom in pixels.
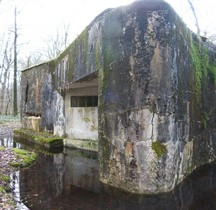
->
1, 136, 216, 210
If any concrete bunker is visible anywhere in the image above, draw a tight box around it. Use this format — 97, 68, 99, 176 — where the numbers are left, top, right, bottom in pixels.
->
20, 0, 216, 195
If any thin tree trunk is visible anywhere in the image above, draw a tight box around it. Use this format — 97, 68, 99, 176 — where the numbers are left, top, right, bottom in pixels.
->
13, 7, 18, 116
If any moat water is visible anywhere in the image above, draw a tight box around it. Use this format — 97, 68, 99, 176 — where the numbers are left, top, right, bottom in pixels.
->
1, 136, 216, 210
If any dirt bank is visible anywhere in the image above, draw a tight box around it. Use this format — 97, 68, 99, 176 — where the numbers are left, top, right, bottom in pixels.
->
0, 118, 21, 209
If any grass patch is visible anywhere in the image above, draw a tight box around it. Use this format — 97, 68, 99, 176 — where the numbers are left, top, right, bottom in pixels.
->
9, 148, 37, 168
0, 146, 5, 151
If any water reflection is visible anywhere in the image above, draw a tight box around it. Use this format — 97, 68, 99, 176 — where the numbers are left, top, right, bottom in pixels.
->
18, 152, 64, 209
0, 137, 18, 148
23, 160, 216, 210
10, 171, 28, 210
64, 149, 99, 193
2, 135, 216, 209
19, 148, 216, 210
19, 148, 99, 209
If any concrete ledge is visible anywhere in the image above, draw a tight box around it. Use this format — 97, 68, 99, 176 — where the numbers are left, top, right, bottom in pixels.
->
13, 129, 63, 153
64, 138, 98, 152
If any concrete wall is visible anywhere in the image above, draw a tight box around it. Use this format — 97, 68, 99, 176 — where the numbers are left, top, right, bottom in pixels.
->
65, 86, 98, 140
22, 116, 41, 132
21, 62, 50, 117
98, 0, 216, 194
65, 107, 98, 140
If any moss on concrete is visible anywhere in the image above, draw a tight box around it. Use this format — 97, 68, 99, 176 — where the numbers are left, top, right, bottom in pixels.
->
191, 40, 216, 102
80, 27, 88, 64
82, 116, 90, 123
208, 64, 216, 84
95, 39, 101, 70
191, 42, 205, 102
65, 138, 98, 152
13, 129, 63, 149
152, 141, 167, 159
201, 112, 209, 129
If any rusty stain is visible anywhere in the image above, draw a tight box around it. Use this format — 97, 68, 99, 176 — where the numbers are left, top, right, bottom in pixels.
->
125, 142, 133, 164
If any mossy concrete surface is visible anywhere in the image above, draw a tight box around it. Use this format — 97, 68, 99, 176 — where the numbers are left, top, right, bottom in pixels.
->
64, 138, 98, 152
13, 129, 63, 151
152, 142, 167, 159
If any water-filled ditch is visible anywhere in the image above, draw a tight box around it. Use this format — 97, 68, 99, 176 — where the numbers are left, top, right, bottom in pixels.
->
1, 136, 216, 210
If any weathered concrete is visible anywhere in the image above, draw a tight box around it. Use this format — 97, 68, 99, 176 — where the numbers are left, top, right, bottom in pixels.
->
20, 0, 216, 194
65, 87, 98, 140
22, 116, 41, 132
98, 0, 216, 194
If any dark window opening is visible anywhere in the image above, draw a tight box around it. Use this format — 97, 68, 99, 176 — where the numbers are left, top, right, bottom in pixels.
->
70, 96, 98, 107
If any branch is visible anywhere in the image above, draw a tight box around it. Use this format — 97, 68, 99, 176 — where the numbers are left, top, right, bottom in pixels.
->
187, 0, 200, 35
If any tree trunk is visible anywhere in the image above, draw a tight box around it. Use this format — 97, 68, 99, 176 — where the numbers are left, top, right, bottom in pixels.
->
13, 7, 18, 116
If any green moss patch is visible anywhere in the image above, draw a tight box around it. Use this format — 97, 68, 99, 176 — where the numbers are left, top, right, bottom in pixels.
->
152, 141, 167, 159
191, 41, 216, 103
9, 148, 37, 168
13, 129, 63, 151
0, 174, 11, 193
0, 146, 5, 151
208, 64, 216, 84
0, 174, 10, 183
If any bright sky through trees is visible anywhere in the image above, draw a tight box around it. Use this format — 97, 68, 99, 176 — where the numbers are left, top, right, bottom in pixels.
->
0, 0, 215, 58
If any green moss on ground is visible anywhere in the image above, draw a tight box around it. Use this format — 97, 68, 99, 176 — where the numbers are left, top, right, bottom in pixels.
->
0, 186, 4, 193
0, 173, 11, 193
152, 141, 167, 159
0, 146, 37, 208
0, 174, 10, 183
0, 146, 5, 151
9, 148, 37, 168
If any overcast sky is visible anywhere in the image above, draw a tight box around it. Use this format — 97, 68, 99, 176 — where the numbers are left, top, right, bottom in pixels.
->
0, 0, 215, 59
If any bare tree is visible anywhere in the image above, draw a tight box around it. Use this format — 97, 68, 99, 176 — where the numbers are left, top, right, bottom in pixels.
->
19, 52, 44, 69
13, 6, 18, 116
187, 0, 200, 35
0, 33, 14, 115
43, 24, 71, 60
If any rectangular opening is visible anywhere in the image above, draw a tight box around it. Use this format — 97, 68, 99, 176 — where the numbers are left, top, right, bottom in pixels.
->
70, 96, 98, 107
